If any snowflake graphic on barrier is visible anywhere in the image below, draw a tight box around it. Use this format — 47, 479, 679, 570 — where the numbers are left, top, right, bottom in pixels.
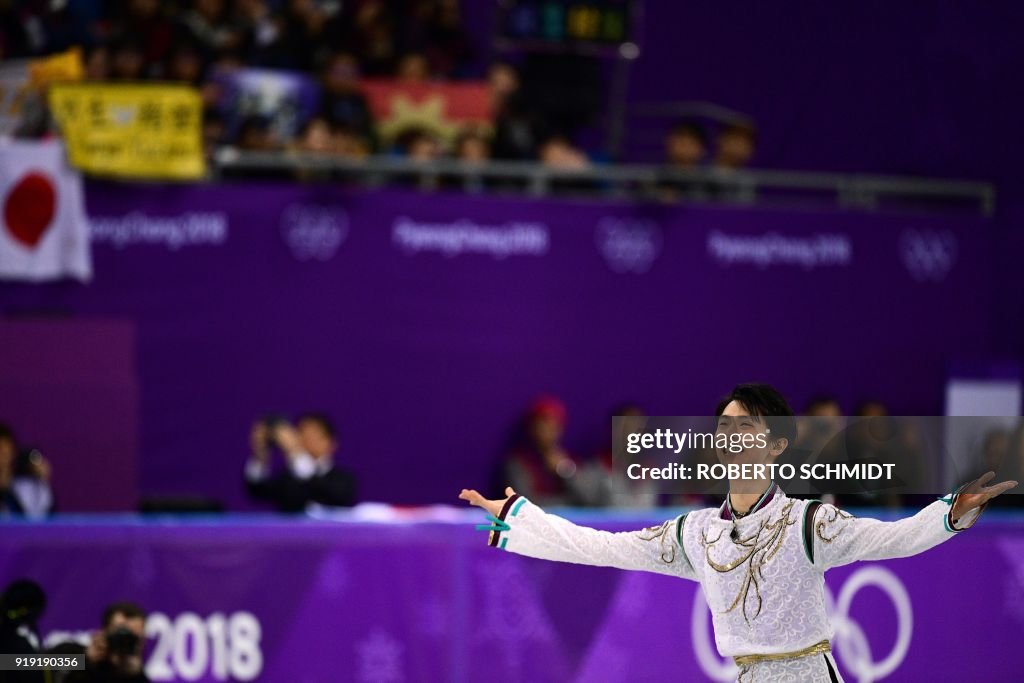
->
316, 552, 351, 599
474, 559, 557, 674
356, 629, 405, 683
999, 539, 1024, 623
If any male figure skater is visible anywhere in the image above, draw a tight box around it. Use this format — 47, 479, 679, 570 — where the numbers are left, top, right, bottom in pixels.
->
460, 384, 1016, 682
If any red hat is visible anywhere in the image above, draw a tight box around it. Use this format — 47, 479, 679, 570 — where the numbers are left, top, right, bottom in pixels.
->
528, 395, 567, 426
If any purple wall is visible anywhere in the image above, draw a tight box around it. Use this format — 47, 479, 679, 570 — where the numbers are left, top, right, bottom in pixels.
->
0, 319, 139, 511
0, 183, 1010, 510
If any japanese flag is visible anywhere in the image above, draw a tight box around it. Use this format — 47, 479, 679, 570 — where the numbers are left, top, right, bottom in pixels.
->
0, 139, 91, 282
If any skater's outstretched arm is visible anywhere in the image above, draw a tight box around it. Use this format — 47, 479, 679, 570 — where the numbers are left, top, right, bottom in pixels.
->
807, 471, 1017, 570
459, 487, 696, 580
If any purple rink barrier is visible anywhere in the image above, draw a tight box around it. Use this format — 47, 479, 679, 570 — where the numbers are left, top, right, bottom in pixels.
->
0, 183, 1001, 510
0, 509, 1020, 682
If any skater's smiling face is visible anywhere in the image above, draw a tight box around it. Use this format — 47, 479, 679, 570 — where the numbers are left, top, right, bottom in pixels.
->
714, 400, 789, 466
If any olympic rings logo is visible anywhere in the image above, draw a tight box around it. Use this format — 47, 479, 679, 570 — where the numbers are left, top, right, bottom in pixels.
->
899, 228, 957, 282
691, 565, 913, 683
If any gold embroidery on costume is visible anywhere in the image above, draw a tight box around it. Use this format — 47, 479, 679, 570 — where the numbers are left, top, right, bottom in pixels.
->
700, 501, 797, 624
815, 506, 853, 543
638, 519, 676, 564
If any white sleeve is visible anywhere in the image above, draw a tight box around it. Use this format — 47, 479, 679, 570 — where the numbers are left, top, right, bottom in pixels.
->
244, 459, 270, 481
12, 478, 52, 519
810, 490, 983, 570
483, 495, 697, 580
287, 453, 317, 480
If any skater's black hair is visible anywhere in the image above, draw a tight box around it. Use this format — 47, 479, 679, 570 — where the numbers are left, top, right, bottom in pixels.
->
715, 383, 796, 451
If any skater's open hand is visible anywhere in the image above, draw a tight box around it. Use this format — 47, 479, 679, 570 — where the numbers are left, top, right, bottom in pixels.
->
952, 471, 1018, 523
459, 487, 516, 517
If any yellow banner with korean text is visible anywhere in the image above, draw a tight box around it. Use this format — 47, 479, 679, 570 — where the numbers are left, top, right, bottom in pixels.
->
49, 83, 205, 180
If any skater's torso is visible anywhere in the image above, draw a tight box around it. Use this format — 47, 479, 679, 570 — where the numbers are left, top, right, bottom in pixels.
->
680, 486, 830, 658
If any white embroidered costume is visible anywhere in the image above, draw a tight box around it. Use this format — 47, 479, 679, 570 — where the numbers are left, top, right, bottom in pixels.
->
484, 483, 981, 682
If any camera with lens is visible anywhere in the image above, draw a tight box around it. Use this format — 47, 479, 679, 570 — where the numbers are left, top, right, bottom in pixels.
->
106, 627, 140, 656
262, 414, 288, 433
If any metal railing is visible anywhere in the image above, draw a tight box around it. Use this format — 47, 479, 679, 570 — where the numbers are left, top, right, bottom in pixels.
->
212, 149, 996, 216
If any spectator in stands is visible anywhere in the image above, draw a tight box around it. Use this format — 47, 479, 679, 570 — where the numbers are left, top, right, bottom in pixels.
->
0, 425, 54, 520
658, 120, 713, 201
854, 399, 888, 418
0, 5, 32, 59
113, 0, 175, 75
295, 117, 333, 155
165, 40, 205, 85
178, 0, 243, 59
489, 61, 544, 161
291, 117, 335, 180
245, 413, 357, 512
84, 45, 112, 81
714, 122, 757, 170
981, 428, 1011, 478
275, 0, 333, 72
539, 135, 589, 170
396, 127, 443, 189
784, 395, 844, 494
972, 424, 1024, 508
539, 135, 596, 194
222, 116, 292, 179
319, 52, 376, 151
400, 127, 442, 162
840, 401, 911, 508
233, 0, 282, 66
1001, 422, 1024, 507
332, 123, 371, 159
110, 39, 146, 80
711, 122, 758, 202
583, 404, 659, 508
447, 126, 490, 191
488, 61, 519, 111
397, 52, 431, 83
0, 2, 87, 59
666, 120, 708, 169
502, 396, 586, 507
71, 602, 150, 683
454, 127, 489, 164
421, 0, 473, 78
794, 395, 844, 452
235, 115, 278, 151
346, 0, 399, 76
396, 0, 471, 78
202, 108, 226, 159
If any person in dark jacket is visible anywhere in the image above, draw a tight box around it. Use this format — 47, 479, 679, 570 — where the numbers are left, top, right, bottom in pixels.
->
244, 413, 357, 512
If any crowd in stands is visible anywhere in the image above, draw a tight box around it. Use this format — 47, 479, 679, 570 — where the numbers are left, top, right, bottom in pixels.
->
6, 393, 1024, 519
1, 0, 759, 184
500, 394, 1024, 511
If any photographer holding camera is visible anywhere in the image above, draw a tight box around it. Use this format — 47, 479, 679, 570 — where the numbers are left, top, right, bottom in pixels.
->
244, 413, 357, 512
0, 579, 47, 683
0, 424, 54, 519
71, 602, 149, 683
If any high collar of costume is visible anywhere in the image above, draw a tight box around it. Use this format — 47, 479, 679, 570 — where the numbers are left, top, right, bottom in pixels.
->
719, 481, 781, 522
